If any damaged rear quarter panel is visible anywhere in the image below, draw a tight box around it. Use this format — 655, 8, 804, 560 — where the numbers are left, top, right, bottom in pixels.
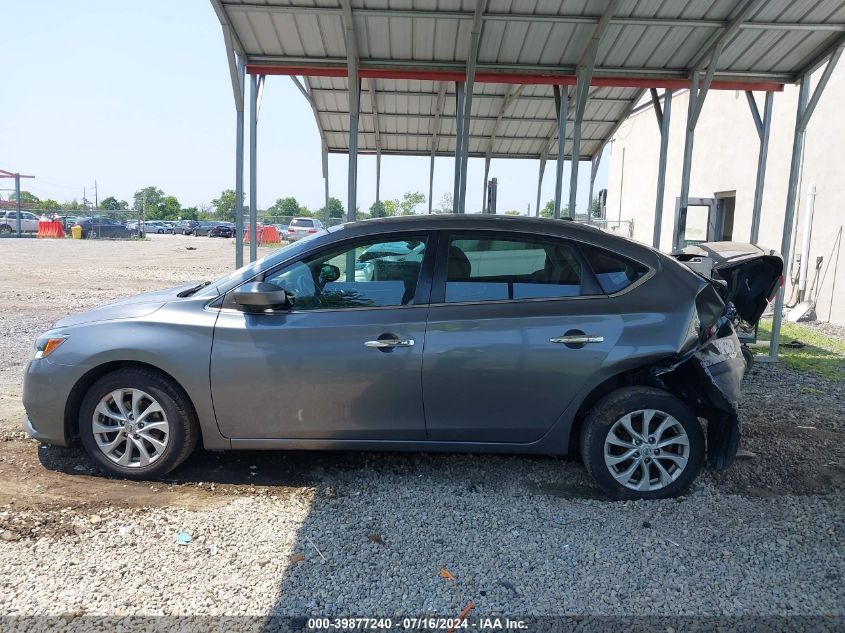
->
656, 326, 746, 470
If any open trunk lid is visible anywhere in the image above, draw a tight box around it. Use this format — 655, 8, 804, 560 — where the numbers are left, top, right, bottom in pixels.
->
672, 241, 783, 325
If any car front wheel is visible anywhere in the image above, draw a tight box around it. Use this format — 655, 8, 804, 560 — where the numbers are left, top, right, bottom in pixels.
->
580, 387, 704, 500
79, 368, 199, 479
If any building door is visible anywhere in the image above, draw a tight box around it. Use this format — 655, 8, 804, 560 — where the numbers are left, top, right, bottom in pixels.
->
673, 197, 730, 250
714, 192, 736, 241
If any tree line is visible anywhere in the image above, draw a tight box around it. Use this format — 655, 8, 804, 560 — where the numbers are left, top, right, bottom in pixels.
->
4, 187, 601, 221
4, 186, 432, 222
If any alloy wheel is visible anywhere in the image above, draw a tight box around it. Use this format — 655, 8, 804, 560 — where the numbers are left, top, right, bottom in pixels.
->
603, 409, 690, 492
92, 388, 170, 468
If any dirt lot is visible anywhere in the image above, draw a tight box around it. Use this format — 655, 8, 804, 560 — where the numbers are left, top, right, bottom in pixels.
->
0, 235, 843, 622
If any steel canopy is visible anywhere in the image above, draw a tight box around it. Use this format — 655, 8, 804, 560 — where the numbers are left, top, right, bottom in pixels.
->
213, 0, 845, 160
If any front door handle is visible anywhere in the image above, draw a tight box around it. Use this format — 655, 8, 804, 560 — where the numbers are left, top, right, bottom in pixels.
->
550, 335, 604, 345
364, 338, 415, 348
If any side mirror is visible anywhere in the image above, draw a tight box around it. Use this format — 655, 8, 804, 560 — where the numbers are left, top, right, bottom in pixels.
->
319, 263, 341, 283
233, 282, 290, 311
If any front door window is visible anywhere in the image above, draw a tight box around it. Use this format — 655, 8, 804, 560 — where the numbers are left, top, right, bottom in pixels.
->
265, 235, 429, 310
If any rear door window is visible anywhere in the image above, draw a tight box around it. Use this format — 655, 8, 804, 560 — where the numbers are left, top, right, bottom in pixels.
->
580, 244, 649, 294
443, 234, 585, 303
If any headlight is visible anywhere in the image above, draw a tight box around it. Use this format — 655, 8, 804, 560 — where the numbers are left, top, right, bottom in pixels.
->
34, 333, 68, 359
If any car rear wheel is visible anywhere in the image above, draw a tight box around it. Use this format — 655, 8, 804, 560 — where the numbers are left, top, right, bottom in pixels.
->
0, 225, 11, 235
79, 368, 199, 479
580, 387, 704, 500
741, 344, 754, 376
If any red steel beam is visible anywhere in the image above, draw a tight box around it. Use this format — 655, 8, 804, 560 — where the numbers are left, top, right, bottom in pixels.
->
246, 64, 783, 91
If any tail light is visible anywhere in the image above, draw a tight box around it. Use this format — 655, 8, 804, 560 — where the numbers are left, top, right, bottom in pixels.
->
308, 229, 317, 233
768, 275, 784, 302
288, 228, 295, 233
695, 284, 724, 341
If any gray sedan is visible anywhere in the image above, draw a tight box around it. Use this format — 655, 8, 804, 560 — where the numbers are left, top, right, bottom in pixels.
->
22, 215, 782, 499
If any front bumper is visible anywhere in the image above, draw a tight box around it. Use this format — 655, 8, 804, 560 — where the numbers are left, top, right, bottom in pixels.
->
21, 358, 82, 446
21, 415, 61, 445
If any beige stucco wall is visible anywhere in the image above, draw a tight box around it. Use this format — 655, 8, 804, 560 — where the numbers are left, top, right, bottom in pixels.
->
606, 65, 845, 325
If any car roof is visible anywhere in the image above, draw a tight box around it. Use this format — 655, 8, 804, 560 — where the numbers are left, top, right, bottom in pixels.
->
325, 213, 659, 263
333, 213, 610, 241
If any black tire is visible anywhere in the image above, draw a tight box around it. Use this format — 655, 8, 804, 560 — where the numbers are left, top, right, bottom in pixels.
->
0, 225, 11, 235
78, 368, 199, 480
580, 386, 705, 500
741, 344, 754, 377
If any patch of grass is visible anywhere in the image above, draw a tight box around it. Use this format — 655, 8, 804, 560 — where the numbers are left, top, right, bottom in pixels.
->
756, 319, 845, 382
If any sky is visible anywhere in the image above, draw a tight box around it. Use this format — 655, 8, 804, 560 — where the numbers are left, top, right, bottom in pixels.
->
1, 0, 609, 216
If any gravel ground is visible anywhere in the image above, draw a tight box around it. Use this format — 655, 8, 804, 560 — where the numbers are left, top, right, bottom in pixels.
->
0, 236, 843, 625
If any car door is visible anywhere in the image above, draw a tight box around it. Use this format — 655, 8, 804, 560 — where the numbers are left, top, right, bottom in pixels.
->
23, 212, 40, 232
210, 231, 436, 440
422, 230, 633, 444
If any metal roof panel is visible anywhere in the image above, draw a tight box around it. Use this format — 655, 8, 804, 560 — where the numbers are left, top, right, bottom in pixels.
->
218, 0, 845, 158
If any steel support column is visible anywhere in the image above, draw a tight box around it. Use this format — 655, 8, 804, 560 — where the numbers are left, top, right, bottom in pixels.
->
748, 90, 773, 244
587, 148, 601, 225
429, 83, 447, 214
291, 76, 331, 226
369, 77, 383, 214
342, 0, 360, 222
771, 43, 842, 358
677, 72, 700, 230
553, 85, 568, 220
770, 77, 810, 359
248, 73, 259, 263
428, 156, 436, 214
567, 72, 589, 218
452, 81, 465, 213
482, 156, 491, 213
456, 1, 485, 214
536, 157, 546, 217
375, 149, 381, 210
348, 74, 360, 222
234, 57, 245, 268
653, 89, 672, 248
565, 0, 616, 219
322, 146, 330, 225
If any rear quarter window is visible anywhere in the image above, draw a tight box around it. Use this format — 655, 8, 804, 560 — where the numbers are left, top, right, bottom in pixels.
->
581, 245, 649, 294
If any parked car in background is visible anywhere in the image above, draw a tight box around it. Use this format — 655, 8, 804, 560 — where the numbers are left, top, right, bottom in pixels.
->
208, 223, 234, 238
193, 221, 217, 237
56, 215, 80, 230
73, 217, 139, 239
144, 221, 170, 234
174, 220, 199, 235
0, 210, 40, 234
273, 223, 289, 235
286, 217, 324, 241
162, 221, 176, 234
23, 215, 782, 499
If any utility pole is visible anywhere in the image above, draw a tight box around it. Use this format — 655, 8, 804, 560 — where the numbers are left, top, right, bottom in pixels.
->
0, 169, 35, 237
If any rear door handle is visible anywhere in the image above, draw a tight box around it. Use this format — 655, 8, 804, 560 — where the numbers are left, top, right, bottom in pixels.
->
364, 338, 414, 348
550, 335, 604, 345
